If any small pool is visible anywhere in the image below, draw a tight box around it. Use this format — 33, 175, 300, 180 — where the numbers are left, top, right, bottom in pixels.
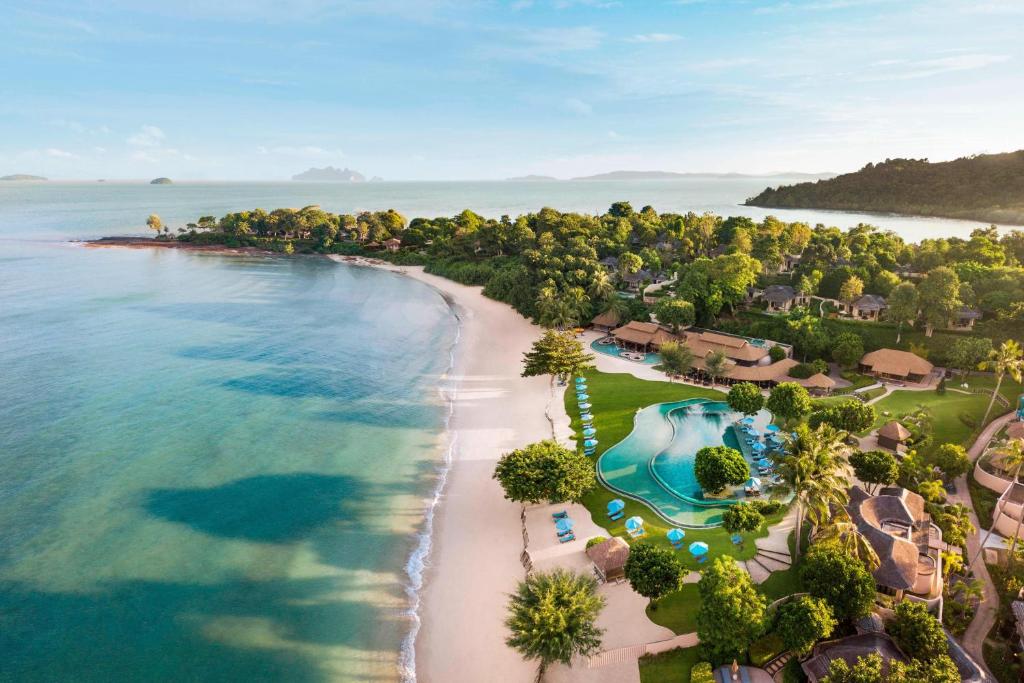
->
590, 339, 660, 364
597, 399, 781, 527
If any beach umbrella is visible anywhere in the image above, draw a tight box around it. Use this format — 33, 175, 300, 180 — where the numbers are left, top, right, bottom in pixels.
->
583, 427, 597, 437
765, 424, 780, 432
575, 377, 587, 384
580, 413, 594, 421
584, 439, 598, 448
751, 442, 766, 452
555, 518, 574, 533
688, 541, 709, 556
578, 403, 592, 410
666, 528, 686, 543
625, 516, 644, 531
576, 393, 590, 401
607, 499, 625, 514
746, 477, 761, 489
739, 417, 755, 425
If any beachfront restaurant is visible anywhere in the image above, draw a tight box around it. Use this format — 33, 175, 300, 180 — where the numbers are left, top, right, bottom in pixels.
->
609, 321, 678, 352
859, 348, 934, 384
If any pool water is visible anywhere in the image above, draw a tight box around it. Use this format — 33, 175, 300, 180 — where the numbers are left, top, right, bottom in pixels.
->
590, 339, 660, 364
597, 400, 773, 527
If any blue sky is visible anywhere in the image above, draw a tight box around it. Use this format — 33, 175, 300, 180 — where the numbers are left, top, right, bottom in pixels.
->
2, 0, 1022, 180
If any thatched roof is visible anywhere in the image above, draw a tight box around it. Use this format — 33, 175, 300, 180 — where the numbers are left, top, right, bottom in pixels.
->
586, 537, 630, 575
763, 284, 796, 304
802, 633, 908, 682
860, 348, 934, 378
612, 321, 677, 347
792, 372, 836, 389
847, 486, 929, 591
591, 309, 622, 328
853, 294, 887, 311
682, 330, 771, 363
878, 421, 911, 442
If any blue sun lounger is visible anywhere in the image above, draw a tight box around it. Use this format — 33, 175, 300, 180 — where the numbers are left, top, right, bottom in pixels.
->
558, 533, 576, 543
552, 510, 568, 520
609, 510, 624, 521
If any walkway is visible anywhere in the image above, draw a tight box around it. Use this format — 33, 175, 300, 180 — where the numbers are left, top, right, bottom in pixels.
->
742, 506, 797, 583
951, 410, 1015, 678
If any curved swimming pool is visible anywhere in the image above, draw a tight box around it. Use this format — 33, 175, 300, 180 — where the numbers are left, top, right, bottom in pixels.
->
597, 399, 775, 527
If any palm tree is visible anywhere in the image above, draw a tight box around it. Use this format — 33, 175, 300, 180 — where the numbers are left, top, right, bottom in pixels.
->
659, 341, 695, 382
815, 509, 880, 570
978, 340, 1024, 427
704, 350, 729, 387
588, 269, 615, 303
972, 438, 1024, 571
776, 424, 850, 558
505, 569, 605, 679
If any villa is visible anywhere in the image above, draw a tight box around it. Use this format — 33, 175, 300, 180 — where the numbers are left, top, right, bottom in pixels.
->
877, 421, 912, 453
859, 348, 934, 384
761, 284, 809, 312
951, 306, 982, 330
591, 309, 623, 333
383, 237, 402, 252
847, 486, 944, 609
586, 537, 630, 582
848, 294, 887, 321
599, 256, 619, 271
610, 321, 678, 352
802, 633, 907, 682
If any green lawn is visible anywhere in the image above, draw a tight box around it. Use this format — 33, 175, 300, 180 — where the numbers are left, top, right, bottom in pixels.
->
647, 583, 701, 634
568, 370, 789, 571
969, 470, 1000, 530
639, 645, 704, 683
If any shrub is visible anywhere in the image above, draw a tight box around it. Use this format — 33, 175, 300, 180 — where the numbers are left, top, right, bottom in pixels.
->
788, 359, 830, 379
727, 382, 764, 416
690, 662, 714, 683
748, 633, 784, 667
749, 499, 783, 515
769, 345, 787, 362
889, 601, 948, 660
694, 446, 749, 495
800, 545, 875, 621
722, 502, 765, 534
766, 382, 813, 424
586, 536, 607, 550
775, 596, 837, 656
625, 542, 684, 601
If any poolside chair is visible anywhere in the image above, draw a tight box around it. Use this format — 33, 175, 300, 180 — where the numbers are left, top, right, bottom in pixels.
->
609, 511, 624, 521
558, 533, 576, 544
552, 510, 568, 520
671, 541, 684, 551
557, 527, 573, 537
731, 534, 743, 546
697, 554, 707, 564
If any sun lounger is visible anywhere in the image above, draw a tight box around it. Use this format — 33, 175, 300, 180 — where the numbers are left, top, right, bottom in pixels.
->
552, 510, 568, 520
609, 511, 624, 521
558, 533, 576, 543
697, 554, 707, 563
557, 527, 573, 537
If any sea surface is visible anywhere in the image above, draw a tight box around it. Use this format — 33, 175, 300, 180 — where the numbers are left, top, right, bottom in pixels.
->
0, 179, 1006, 682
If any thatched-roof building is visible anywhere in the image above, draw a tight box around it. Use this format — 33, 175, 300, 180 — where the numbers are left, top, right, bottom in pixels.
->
802, 633, 908, 682
591, 309, 623, 333
859, 348, 934, 382
877, 421, 912, 451
586, 537, 630, 581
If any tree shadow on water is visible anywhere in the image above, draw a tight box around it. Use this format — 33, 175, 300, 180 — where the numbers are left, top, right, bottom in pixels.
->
145, 473, 362, 543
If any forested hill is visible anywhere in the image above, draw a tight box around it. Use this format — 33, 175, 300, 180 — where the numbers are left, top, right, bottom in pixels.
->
745, 151, 1024, 225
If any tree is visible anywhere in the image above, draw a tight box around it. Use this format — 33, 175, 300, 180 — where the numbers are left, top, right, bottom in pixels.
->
654, 298, 696, 333
703, 350, 729, 386
694, 446, 749, 495
822, 653, 883, 683
778, 424, 850, 558
624, 542, 684, 602
800, 544, 876, 621
978, 339, 1024, 426
831, 332, 864, 369
926, 443, 970, 481
146, 213, 163, 237
521, 330, 595, 385
727, 382, 764, 416
946, 336, 992, 377
838, 275, 864, 306
775, 596, 837, 656
618, 252, 643, 279
766, 382, 812, 425
808, 400, 876, 434
493, 440, 596, 504
917, 479, 946, 504
505, 569, 605, 677
917, 266, 960, 336
588, 269, 615, 302
889, 655, 960, 683
814, 511, 880, 571
659, 341, 695, 381
887, 282, 919, 343
889, 600, 948, 660
849, 450, 899, 494
929, 502, 973, 548
696, 556, 767, 662
721, 502, 764, 534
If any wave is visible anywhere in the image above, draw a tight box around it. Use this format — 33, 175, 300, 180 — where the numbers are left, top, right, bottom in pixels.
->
397, 292, 462, 682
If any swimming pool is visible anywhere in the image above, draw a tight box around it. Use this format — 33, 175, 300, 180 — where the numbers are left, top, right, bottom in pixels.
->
590, 339, 660, 364
597, 399, 777, 527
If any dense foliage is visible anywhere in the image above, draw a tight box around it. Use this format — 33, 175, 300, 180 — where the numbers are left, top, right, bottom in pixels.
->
694, 446, 749, 494
726, 382, 764, 416
492, 440, 596, 504
746, 151, 1024, 224
766, 382, 812, 424
721, 502, 764, 534
774, 596, 836, 656
624, 542, 685, 601
889, 601, 948, 660
848, 450, 899, 494
808, 400, 877, 433
696, 556, 767, 663
799, 545, 876, 621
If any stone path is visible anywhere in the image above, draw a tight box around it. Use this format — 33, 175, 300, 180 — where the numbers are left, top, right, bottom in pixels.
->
741, 506, 797, 583
951, 410, 1015, 680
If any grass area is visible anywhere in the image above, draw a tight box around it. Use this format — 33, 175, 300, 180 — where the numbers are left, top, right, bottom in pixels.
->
647, 583, 700, 634
860, 386, 887, 401
568, 370, 790, 571
834, 371, 877, 395
811, 395, 857, 409
969, 470, 1000, 530
638, 645, 703, 683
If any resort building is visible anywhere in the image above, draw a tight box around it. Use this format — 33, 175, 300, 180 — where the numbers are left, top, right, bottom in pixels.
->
848, 294, 887, 321
762, 284, 806, 312
599, 255, 619, 271
877, 421, 912, 453
590, 309, 623, 333
586, 536, 630, 582
847, 486, 944, 609
802, 633, 907, 682
383, 237, 402, 252
859, 348, 935, 383
950, 306, 982, 330
610, 321, 678, 351
622, 270, 649, 293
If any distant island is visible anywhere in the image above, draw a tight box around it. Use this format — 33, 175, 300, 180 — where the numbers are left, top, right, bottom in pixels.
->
292, 166, 367, 182
1, 174, 46, 181
746, 150, 1024, 225
150, 177, 173, 185
506, 174, 558, 181
572, 170, 833, 181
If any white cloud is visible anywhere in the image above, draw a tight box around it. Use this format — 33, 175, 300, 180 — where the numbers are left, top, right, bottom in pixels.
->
858, 53, 1009, 82
45, 148, 77, 158
127, 125, 166, 147
563, 98, 593, 115
257, 145, 344, 158
521, 26, 603, 53
627, 33, 682, 43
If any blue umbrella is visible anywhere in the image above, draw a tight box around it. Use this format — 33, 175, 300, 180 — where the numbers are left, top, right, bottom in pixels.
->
578, 403, 592, 410
751, 442, 766, 452
576, 393, 590, 400
625, 516, 644, 531
757, 458, 772, 466
765, 424, 780, 432
746, 477, 761, 489
607, 499, 625, 514
666, 528, 686, 543
555, 518, 574, 533
688, 541, 709, 556
583, 427, 597, 437
739, 416, 755, 424
584, 439, 598, 448
575, 377, 587, 384
580, 413, 594, 421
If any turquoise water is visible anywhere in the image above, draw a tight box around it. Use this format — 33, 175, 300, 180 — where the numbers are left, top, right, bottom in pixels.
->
597, 400, 772, 527
0, 238, 457, 680
590, 340, 660, 365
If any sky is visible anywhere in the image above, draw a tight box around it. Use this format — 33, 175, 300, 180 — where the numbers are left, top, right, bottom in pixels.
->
1, 0, 1022, 180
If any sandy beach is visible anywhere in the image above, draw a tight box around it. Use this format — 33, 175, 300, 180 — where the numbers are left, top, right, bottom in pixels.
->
332, 258, 571, 682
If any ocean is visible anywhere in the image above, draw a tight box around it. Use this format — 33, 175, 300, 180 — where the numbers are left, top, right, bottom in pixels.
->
0, 179, 1003, 682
